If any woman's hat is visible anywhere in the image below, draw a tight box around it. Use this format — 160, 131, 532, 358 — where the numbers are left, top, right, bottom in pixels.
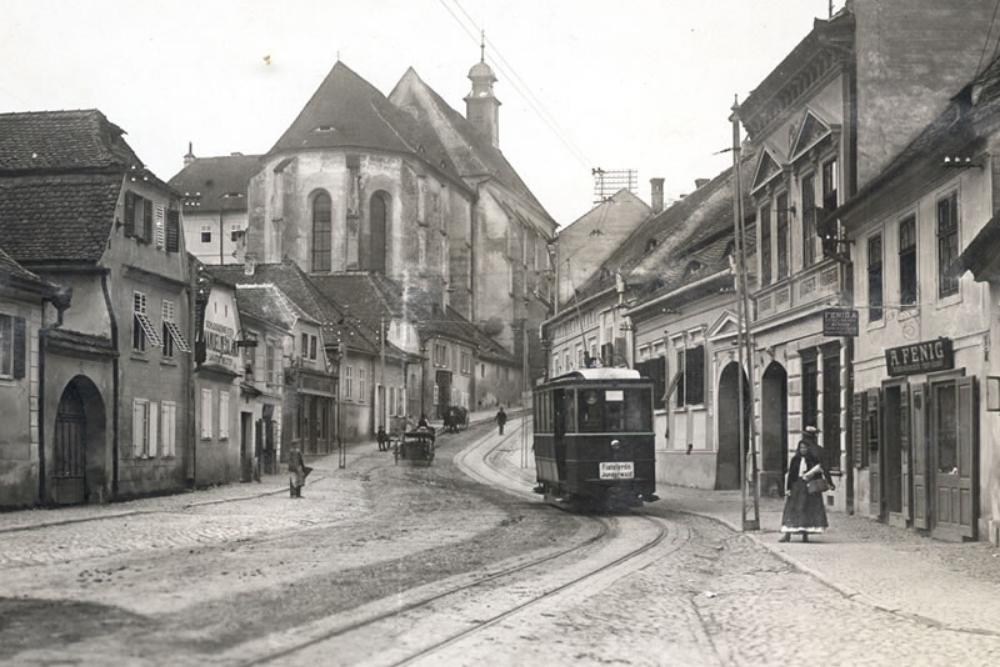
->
804, 425, 821, 434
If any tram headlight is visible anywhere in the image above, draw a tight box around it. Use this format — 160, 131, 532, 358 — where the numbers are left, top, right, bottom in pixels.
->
610, 439, 622, 449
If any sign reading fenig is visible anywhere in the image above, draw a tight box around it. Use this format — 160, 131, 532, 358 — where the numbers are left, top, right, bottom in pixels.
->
885, 338, 954, 377
822, 308, 859, 336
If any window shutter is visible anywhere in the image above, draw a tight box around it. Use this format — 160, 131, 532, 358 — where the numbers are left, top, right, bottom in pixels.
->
148, 401, 159, 457
12, 316, 26, 379
124, 192, 136, 237
201, 389, 212, 439
132, 399, 145, 457
143, 199, 154, 242
219, 391, 230, 439
851, 392, 864, 469
911, 384, 929, 529
166, 210, 180, 252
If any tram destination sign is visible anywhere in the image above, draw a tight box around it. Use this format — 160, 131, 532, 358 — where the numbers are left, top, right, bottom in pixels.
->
822, 308, 859, 336
886, 338, 954, 377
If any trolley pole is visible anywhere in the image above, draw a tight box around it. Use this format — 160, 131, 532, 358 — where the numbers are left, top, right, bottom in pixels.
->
338, 340, 346, 470
730, 96, 760, 531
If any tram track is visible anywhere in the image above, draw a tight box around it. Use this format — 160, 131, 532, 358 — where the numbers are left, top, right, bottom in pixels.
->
239, 419, 690, 666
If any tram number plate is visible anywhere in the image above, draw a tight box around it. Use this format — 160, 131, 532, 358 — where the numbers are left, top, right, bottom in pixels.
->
599, 462, 634, 480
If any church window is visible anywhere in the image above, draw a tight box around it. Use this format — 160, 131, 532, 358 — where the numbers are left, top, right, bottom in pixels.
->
312, 192, 332, 272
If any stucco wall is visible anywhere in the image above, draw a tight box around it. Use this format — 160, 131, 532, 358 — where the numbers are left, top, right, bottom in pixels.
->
0, 297, 42, 507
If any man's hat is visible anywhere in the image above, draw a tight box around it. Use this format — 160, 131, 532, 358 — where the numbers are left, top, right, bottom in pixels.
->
804, 425, 820, 435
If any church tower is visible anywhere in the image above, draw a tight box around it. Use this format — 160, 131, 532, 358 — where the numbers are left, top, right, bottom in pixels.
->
464, 33, 501, 148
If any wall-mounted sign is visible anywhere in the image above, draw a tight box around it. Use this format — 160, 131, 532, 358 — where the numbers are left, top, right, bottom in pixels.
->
885, 338, 954, 377
822, 308, 859, 336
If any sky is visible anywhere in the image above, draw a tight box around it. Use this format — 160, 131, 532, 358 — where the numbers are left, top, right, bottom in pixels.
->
0, 0, 838, 226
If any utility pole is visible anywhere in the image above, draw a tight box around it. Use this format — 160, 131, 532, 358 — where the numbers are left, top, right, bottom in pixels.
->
379, 315, 387, 432
521, 321, 530, 468
730, 95, 760, 531
338, 339, 346, 469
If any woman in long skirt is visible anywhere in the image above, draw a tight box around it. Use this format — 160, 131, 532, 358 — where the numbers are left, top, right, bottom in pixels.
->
780, 435, 834, 542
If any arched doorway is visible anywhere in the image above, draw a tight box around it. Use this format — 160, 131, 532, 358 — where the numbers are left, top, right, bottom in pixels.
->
761, 362, 788, 497
716, 361, 749, 490
366, 192, 389, 273
52, 376, 106, 505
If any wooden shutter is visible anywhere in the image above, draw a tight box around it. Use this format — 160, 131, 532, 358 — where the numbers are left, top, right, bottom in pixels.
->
851, 392, 864, 469
911, 383, 929, 529
124, 191, 136, 237
143, 199, 153, 242
899, 383, 911, 523
148, 401, 159, 457
956, 377, 978, 539
166, 209, 180, 252
132, 399, 145, 457
868, 388, 882, 519
12, 316, 26, 379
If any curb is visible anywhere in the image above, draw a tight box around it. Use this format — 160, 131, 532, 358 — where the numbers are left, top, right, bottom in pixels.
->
670, 506, 1000, 639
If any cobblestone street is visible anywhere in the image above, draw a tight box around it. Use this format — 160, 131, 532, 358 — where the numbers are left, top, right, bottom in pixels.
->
1, 419, 999, 665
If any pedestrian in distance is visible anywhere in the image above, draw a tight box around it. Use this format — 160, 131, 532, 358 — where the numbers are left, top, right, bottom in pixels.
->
288, 448, 312, 498
376, 425, 389, 452
779, 426, 835, 542
496, 406, 507, 435
417, 413, 429, 429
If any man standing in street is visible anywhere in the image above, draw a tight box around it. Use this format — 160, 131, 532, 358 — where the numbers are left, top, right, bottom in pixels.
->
496, 406, 507, 435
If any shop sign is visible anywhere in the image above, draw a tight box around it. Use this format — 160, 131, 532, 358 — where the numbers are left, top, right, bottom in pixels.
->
885, 338, 954, 377
822, 308, 859, 336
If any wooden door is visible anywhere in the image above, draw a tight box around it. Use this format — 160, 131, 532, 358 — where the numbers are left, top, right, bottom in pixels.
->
899, 383, 911, 525
54, 385, 87, 504
886, 384, 910, 528
867, 388, 883, 520
930, 378, 978, 541
911, 384, 929, 529
851, 392, 864, 513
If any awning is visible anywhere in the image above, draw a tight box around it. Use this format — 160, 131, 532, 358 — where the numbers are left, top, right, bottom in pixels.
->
956, 212, 1000, 282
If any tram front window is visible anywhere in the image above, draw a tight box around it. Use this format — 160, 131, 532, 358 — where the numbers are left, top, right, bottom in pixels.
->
577, 388, 652, 432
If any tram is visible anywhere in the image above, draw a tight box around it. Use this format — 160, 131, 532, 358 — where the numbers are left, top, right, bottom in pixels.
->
532, 368, 657, 510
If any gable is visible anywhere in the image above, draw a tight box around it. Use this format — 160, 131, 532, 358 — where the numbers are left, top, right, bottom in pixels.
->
789, 110, 833, 162
707, 310, 740, 340
750, 149, 783, 194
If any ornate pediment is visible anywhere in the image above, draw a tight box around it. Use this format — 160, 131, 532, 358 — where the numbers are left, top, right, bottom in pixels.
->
707, 309, 741, 341
789, 110, 832, 162
750, 149, 784, 194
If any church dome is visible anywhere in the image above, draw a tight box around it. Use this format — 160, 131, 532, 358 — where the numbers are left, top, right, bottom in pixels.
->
468, 61, 496, 81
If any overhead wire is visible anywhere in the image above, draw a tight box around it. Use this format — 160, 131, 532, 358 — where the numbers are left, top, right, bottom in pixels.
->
435, 0, 592, 170
976, 0, 1000, 76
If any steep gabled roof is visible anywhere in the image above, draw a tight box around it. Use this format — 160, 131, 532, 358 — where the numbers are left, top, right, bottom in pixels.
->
0, 109, 141, 173
234, 285, 293, 331
169, 154, 262, 213
268, 61, 463, 188
0, 245, 61, 297
389, 67, 552, 221
0, 172, 122, 263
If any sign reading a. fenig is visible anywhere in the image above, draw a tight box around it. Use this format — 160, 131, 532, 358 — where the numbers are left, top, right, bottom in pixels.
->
885, 338, 954, 377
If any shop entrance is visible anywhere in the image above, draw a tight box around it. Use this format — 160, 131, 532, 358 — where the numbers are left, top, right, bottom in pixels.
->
760, 362, 787, 497
716, 362, 749, 491
882, 383, 910, 527
928, 377, 978, 541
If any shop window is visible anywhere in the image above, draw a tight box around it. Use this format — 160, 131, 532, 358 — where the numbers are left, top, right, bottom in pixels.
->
801, 173, 816, 267
759, 205, 772, 286
776, 193, 789, 279
801, 355, 818, 430
937, 192, 959, 297
899, 216, 917, 307
867, 234, 883, 321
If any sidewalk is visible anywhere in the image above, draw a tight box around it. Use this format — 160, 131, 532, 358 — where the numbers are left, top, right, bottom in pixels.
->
659, 485, 1000, 637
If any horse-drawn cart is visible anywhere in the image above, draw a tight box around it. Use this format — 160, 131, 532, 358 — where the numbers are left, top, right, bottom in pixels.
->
394, 428, 436, 465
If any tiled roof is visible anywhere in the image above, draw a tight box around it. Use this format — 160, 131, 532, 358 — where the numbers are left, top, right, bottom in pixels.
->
0, 173, 122, 263
268, 62, 462, 186
390, 68, 552, 219
234, 285, 293, 331
0, 109, 141, 173
208, 260, 379, 355
169, 154, 262, 213
0, 244, 59, 295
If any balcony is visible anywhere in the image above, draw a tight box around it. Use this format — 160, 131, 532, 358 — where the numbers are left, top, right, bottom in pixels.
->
754, 258, 844, 323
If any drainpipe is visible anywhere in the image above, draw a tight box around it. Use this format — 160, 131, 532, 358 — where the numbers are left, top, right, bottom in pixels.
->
37, 295, 67, 504
100, 271, 120, 498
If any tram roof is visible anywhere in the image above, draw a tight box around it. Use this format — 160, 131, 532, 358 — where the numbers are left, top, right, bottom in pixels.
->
549, 368, 642, 382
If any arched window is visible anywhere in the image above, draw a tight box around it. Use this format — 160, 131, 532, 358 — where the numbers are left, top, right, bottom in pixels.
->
368, 192, 388, 273
312, 192, 332, 272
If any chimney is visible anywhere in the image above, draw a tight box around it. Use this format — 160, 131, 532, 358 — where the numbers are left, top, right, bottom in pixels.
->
183, 141, 196, 166
695, 178, 710, 189
650, 178, 665, 214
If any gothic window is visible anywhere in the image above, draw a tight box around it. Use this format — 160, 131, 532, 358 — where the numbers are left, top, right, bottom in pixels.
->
312, 192, 332, 272
368, 192, 388, 273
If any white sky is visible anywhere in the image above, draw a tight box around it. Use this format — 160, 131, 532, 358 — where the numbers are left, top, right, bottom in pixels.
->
0, 0, 836, 226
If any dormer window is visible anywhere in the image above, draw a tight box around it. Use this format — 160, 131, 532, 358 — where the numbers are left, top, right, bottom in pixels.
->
222, 192, 244, 199
314, 125, 336, 133
645, 238, 658, 252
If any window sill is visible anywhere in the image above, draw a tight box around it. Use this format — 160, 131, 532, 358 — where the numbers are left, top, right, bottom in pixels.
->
865, 319, 886, 332
131, 354, 150, 362
936, 292, 962, 310
160, 359, 178, 367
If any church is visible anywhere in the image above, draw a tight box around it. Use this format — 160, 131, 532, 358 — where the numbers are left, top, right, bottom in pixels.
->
172, 49, 556, 418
